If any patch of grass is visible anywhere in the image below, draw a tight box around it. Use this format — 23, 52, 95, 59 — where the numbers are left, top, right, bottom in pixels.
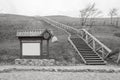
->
49, 40, 83, 65
114, 32, 120, 38
47, 15, 120, 28
0, 48, 19, 64
106, 48, 120, 62
0, 68, 118, 73
0, 14, 83, 65
47, 15, 120, 65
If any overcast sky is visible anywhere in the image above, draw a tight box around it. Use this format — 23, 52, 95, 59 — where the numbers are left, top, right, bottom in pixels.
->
0, 0, 120, 17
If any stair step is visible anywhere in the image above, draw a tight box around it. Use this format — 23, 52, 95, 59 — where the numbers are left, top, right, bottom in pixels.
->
86, 60, 105, 63
86, 63, 106, 65
85, 59, 104, 61
83, 56, 100, 58
80, 52, 96, 54
71, 41, 88, 45
74, 44, 90, 46
81, 54, 98, 56
84, 57, 102, 60
84, 57, 102, 59
78, 49, 93, 51
81, 54, 97, 56
82, 54, 98, 56
84, 59, 102, 61
71, 40, 85, 42
70, 35, 106, 65
76, 45, 91, 47
81, 53, 98, 56
76, 46, 91, 48
77, 48, 92, 50
79, 51, 94, 52
83, 56, 101, 59
83, 55, 99, 57
71, 41, 82, 43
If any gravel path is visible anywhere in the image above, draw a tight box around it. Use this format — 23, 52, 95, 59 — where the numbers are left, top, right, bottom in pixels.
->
0, 65, 119, 71
0, 65, 119, 80
0, 71, 120, 80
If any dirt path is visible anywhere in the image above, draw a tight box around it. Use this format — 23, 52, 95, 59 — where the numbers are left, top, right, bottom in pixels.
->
0, 65, 119, 72
0, 65, 120, 80
0, 71, 120, 80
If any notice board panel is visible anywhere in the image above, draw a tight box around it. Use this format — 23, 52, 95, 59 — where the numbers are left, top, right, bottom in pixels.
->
22, 43, 40, 56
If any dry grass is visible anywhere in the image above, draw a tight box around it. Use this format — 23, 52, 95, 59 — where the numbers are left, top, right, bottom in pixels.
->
0, 14, 82, 65
47, 15, 120, 64
47, 16, 120, 50
47, 15, 120, 27
0, 14, 120, 65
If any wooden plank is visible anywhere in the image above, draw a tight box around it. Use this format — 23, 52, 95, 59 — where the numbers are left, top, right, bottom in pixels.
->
82, 29, 111, 53
47, 40, 49, 58
20, 40, 22, 59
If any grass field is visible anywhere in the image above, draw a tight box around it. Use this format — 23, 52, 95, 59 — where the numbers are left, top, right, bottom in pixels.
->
47, 15, 120, 63
47, 15, 120, 50
0, 14, 120, 65
0, 14, 120, 80
0, 14, 82, 65
47, 15, 120, 28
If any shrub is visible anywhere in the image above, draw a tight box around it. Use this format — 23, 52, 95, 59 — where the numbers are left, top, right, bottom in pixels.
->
106, 48, 120, 63
114, 32, 120, 37
0, 49, 19, 64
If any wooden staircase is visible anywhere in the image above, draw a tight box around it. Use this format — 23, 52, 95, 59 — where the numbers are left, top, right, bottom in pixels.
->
70, 35, 106, 65
41, 17, 112, 65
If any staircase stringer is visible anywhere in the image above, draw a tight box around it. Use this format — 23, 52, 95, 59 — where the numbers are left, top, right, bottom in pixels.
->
77, 34, 106, 63
68, 35, 87, 64
79, 29, 112, 59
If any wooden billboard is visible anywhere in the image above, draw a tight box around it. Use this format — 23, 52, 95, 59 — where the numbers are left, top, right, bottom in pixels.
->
16, 29, 52, 59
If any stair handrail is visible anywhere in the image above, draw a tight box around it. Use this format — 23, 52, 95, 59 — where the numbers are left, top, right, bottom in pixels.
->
42, 17, 112, 59
79, 29, 112, 58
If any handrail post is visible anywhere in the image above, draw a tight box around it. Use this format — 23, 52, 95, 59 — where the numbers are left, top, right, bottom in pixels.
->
93, 40, 95, 51
86, 34, 88, 43
81, 30, 83, 37
42, 17, 112, 59
81, 29, 112, 58
101, 47, 104, 58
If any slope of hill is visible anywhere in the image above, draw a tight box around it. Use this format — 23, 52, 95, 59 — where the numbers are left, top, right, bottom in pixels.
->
0, 14, 82, 65
0, 14, 120, 65
47, 15, 120, 28
46, 15, 81, 28
47, 15, 120, 51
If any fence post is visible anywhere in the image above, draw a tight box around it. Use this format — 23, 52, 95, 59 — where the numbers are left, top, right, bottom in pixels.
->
43, 17, 112, 59
93, 40, 95, 50
117, 52, 120, 63
101, 47, 105, 58
86, 34, 88, 43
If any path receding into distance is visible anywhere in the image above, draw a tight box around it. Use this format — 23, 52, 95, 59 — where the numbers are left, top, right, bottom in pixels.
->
0, 17, 119, 80
41, 17, 106, 65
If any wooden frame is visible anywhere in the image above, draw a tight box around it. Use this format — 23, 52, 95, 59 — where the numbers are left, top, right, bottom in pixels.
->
22, 42, 41, 58
17, 30, 52, 59
42, 17, 112, 59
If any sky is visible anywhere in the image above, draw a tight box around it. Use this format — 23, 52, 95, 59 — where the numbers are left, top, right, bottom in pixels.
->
0, 0, 120, 17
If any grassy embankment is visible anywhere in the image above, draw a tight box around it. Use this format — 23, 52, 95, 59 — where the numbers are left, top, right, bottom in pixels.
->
0, 14, 83, 65
47, 15, 120, 64
1, 14, 120, 65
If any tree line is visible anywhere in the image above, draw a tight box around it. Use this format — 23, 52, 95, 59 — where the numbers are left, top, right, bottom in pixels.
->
79, 3, 119, 27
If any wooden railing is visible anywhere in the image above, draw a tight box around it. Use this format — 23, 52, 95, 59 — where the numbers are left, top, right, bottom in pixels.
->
42, 17, 112, 59
78, 29, 112, 59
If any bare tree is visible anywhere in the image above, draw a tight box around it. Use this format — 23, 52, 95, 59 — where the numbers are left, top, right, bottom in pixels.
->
79, 3, 101, 27
108, 8, 118, 25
